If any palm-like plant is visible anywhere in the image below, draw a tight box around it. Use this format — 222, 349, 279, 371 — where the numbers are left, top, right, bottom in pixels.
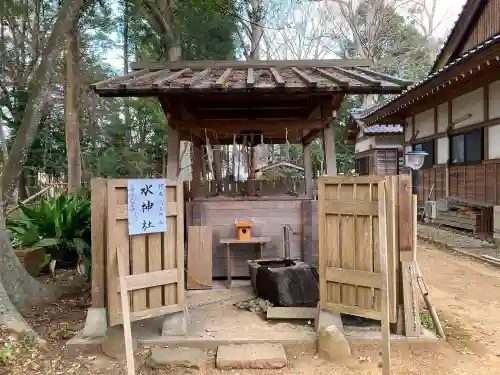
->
7, 195, 92, 278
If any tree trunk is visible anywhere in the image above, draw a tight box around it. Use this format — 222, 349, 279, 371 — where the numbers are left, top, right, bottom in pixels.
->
0, 272, 39, 337
65, 21, 82, 194
0, 0, 84, 321
17, 170, 27, 201
0, 223, 57, 309
1, 0, 86, 203
0, 115, 8, 167
123, 0, 131, 145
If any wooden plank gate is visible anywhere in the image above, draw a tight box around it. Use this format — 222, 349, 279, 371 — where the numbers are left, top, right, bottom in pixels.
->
318, 176, 398, 322
105, 179, 185, 326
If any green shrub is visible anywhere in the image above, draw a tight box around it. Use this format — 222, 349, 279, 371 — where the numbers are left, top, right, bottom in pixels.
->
7, 194, 92, 278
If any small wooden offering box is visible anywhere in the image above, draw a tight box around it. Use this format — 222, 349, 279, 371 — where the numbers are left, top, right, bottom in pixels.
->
235, 220, 253, 241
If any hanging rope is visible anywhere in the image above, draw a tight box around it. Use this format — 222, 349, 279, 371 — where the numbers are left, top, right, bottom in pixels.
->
285, 128, 290, 163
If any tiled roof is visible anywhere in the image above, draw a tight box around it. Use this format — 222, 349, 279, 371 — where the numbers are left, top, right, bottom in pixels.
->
351, 32, 500, 121
364, 124, 403, 134
91, 59, 412, 97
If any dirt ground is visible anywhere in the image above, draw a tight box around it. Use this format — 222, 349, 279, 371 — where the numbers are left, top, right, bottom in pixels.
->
2, 242, 500, 375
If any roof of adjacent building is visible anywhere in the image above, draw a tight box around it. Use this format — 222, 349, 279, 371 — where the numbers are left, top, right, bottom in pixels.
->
351, 32, 500, 123
349, 0, 499, 129
431, 0, 487, 72
363, 124, 403, 134
91, 59, 413, 97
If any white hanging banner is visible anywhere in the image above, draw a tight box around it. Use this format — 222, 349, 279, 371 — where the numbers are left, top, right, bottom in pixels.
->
127, 179, 167, 235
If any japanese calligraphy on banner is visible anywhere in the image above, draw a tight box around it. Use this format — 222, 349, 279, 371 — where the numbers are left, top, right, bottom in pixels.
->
127, 179, 167, 235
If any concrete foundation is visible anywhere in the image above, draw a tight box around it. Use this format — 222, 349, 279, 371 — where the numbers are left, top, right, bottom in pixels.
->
315, 307, 344, 333
101, 326, 138, 360
161, 310, 187, 336
315, 308, 351, 360
317, 324, 351, 360
81, 308, 108, 338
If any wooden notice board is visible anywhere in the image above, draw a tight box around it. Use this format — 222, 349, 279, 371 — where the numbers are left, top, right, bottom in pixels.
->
187, 226, 212, 290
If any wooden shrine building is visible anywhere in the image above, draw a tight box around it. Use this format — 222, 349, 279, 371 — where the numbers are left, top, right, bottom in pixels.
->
346, 112, 405, 176
348, 0, 500, 234
92, 58, 410, 276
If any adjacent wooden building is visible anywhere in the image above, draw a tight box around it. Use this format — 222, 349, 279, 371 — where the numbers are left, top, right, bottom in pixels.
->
346, 114, 405, 176
350, 0, 500, 211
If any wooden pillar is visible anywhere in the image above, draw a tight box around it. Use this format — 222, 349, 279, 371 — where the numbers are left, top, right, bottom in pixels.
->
179, 141, 192, 181
192, 144, 202, 197
91, 178, 106, 308
303, 140, 313, 197
323, 125, 337, 176
167, 124, 180, 180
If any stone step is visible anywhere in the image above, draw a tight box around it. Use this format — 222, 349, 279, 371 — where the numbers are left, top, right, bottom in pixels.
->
145, 347, 207, 372
216, 343, 287, 369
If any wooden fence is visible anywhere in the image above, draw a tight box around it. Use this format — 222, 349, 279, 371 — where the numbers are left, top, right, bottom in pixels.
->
317, 175, 410, 324
184, 178, 306, 199
91, 178, 185, 327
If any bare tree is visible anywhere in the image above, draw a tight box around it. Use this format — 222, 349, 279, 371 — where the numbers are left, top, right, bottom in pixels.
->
405, 0, 449, 63
262, 0, 340, 60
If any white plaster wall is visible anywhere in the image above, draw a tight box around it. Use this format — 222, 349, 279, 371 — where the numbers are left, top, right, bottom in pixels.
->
489, 124, 500, 159
437, 137, 449, 164
355, 137, 375, 153
405, 117, 412, 142
452, 88, 484, 128
437, 103, 448, 132
375, 135, 403, 148
415, 108, 434, 138
489, 80, 500, 119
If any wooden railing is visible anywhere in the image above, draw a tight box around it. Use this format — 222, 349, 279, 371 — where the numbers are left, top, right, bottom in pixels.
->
184, 178, 307, 199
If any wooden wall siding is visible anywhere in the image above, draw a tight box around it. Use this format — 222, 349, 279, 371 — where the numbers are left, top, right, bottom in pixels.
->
450, 164, 491, 203
417, 166, 446, 204
186, 199, 303, 277
318, 176, 399, 323
105, 180, 184, 327
184, 179, 305, 199
375, 149, 398, 175
460, 0, 500, 55
416, 161, 500, 205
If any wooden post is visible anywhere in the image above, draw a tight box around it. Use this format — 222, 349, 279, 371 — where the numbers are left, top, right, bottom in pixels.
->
412, 194, 418, 262
301, 200, 314, 264
323, 125, 337, 176
91, 178, 106, 308
378, 181, 391, 375
117, 247, 136, 375
303, 140, 313, 197
398, 174, 413, 258
167, 124, 180, 180
192, 144, 202, 198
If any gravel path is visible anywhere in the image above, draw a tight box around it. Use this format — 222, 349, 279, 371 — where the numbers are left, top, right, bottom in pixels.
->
418, 223, 500, 259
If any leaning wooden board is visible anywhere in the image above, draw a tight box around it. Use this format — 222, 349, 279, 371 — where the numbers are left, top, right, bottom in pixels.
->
187, 226, 212, 290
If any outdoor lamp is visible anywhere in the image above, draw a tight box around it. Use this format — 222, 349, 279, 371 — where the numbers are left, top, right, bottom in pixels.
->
405, 151, 428, 171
